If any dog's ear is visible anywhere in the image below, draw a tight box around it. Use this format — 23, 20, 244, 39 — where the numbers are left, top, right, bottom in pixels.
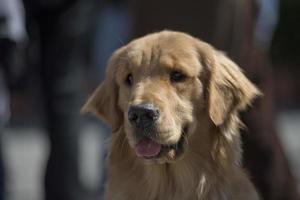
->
81, 50, 123, 131
198, 42, 261, 126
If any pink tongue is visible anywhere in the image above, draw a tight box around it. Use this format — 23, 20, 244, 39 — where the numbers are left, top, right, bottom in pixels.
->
135, 138, 162, 158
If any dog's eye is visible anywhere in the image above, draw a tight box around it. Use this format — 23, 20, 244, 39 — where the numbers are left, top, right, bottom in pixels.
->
170, 71, 186, 83
125, 73, 133, 86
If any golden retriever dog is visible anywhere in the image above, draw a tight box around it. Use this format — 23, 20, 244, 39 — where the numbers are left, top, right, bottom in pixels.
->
82, 31, 261, 200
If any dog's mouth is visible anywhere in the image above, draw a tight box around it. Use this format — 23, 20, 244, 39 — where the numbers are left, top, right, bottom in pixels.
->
134, 126, 188, 160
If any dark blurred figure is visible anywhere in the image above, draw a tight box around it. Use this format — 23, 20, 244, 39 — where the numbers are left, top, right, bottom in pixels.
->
21, 0, 99, 199
129, 0, 300, 199
91, 0, 131, 85
271, 0, 300, 109
241, 1, 300, 199
0, 0, 27, 199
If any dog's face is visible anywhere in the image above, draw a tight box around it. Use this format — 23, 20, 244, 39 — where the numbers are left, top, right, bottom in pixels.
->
82, 31, 260, 164
116, 33, 203, 163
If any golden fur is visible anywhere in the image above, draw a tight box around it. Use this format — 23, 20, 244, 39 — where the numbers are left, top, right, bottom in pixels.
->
82, 31, 261, 200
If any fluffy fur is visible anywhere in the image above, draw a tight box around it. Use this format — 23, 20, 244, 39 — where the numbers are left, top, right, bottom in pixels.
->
82, 31, 261, 200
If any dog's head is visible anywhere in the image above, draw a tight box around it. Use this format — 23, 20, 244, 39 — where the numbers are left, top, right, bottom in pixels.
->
82, 31, 260, 164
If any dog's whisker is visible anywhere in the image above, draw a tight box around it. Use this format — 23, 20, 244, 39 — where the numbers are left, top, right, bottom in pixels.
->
183, 134, 189, 146
120, 134, 127, 153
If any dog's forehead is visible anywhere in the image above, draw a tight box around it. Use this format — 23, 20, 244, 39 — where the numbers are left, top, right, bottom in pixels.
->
124, 32, 201, 75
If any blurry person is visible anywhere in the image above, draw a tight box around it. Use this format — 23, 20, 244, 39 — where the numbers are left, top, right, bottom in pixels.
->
0, 0, 27, 199
91, 0, 131, 84
21, 0, 99, 199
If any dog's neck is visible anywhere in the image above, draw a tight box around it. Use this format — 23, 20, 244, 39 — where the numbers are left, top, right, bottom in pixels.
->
108, 115, 242, 200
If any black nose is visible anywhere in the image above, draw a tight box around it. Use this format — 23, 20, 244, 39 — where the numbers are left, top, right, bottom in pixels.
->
128, 103, 160, 128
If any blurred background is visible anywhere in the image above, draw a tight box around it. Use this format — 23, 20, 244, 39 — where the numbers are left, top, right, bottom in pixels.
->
0, 0, 299, 199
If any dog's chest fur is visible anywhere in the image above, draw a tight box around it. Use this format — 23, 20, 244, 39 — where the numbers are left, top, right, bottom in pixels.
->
104, 130, 244, 200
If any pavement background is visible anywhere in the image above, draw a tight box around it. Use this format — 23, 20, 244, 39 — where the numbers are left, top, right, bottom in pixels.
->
1, 111, 300, 200
2, 124, 106, 200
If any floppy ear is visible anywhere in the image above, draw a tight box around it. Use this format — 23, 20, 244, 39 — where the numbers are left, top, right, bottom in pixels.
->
208, 52, 261, 125
201, 47, 261, 126
81, 51, 123, 131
